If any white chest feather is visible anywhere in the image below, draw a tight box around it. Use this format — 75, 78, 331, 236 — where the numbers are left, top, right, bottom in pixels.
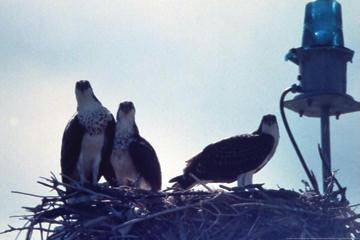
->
77, 133, 105, 183
110, 150, 139, 186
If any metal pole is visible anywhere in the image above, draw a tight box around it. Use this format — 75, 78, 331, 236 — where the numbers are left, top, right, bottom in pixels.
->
321, 107, 331, 193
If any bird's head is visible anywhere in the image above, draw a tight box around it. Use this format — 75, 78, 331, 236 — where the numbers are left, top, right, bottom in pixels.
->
258, 114, 279, 137
75, 80, 100, 109
117, 101, 136, 121
116, 101, 138, 135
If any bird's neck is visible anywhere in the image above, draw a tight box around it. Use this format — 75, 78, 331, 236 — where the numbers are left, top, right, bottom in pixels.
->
77, 99, 102, 113
116, 119, 138, 139
261, 124, 279, 142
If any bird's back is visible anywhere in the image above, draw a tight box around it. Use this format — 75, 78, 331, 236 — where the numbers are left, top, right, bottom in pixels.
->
184, 134, 274, 182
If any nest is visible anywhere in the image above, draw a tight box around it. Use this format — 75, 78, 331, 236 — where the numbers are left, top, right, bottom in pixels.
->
2, 174, 360, 240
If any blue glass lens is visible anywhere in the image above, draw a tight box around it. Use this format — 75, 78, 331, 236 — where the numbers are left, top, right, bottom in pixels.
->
302, 0, 344, 48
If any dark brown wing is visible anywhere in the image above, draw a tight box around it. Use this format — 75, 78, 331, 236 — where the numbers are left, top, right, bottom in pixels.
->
60, 115, 84, 187
129, 137, 162, 191
100, 114, 116, 185
184, 134, 275, 182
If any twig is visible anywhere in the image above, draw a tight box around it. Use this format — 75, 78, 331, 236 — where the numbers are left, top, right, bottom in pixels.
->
318, 144, 344, 192
11, 191, 54, 199
115, 202, 199, 231
247, 215, 261, 236
189, 173, 214, 193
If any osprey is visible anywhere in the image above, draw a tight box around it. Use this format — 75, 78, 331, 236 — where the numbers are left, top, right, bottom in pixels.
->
169, 114, 279, 189
60, 80, 116, 191
110, 101, 162, 191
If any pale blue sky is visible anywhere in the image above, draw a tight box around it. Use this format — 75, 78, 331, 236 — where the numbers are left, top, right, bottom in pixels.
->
0, 1, 359, 239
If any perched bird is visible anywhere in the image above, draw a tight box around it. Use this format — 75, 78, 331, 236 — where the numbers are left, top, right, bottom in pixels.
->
110, 101, 162, 191
60, 80, 116, 191
169, 114, 279, 189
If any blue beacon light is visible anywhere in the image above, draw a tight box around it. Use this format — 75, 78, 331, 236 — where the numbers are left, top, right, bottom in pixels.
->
285, 0, 360, 118
302, 0, 344, 48
284, 0, 360, 192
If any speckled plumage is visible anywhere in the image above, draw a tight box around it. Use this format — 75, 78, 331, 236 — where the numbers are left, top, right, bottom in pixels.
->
77, 107, 113, 136
113, 136, 136, 150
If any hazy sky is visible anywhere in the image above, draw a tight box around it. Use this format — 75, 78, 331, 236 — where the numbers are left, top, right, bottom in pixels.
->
0, 1, 359, 239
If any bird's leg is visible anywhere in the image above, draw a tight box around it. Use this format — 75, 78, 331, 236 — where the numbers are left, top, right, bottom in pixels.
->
91, 154, 102, 185
237, 172, 254, 187
237, 174, 246, 187
133, 174, 142, 188
245, 172, 253, 185
125, 179, 134, 187
77, 154, 87, 185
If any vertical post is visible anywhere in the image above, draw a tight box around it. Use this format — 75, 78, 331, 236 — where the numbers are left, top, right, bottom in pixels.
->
321, 107, 331, 193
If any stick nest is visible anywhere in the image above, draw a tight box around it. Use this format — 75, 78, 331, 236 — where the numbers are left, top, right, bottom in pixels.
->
3, 174, 360, 240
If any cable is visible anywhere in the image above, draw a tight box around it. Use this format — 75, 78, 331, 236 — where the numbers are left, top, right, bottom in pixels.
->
280, 85, 320, 194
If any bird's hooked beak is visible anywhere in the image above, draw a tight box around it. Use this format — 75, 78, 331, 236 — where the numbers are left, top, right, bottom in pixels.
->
75, 80, 91, 92
75, 80, 100, 110
117, 101, 135, 120
262, 114, 277, 127
119, 101, 135, 114
254, 114, 278, 134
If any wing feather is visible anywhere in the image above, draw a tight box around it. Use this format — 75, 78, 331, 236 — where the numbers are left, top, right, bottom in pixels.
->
100, 114, 116, 185
129, 137, 162, 191
60, 115, 84, 185
185, 134, 274, 182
